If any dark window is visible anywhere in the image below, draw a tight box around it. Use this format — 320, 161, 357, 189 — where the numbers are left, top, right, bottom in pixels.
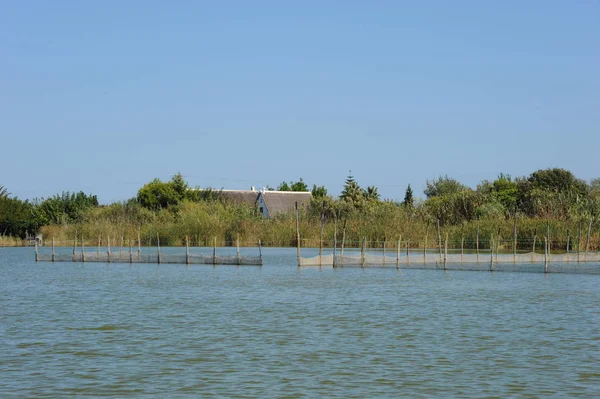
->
259, 207, 264, 214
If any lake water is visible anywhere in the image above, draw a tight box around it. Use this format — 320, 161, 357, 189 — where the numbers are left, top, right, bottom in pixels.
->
1, 247, 599, 398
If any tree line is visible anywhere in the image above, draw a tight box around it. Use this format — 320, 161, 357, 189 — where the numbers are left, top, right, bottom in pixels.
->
1, 168, 600, 249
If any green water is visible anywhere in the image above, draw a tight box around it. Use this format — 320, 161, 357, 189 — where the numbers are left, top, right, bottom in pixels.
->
1, 247, 599, 398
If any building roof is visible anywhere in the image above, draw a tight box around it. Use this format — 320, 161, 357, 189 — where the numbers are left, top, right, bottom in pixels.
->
260, 191, 313, 216
219, 190, 260, 205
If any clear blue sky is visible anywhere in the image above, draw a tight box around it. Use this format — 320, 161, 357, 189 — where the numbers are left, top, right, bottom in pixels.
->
2, 1, 599, 203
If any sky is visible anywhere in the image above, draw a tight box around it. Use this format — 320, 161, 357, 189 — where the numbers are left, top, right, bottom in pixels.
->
1, 1, 599, 203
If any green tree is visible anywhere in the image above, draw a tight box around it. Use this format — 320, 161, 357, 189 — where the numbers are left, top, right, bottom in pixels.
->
403, 184, 414, 207
311, 184, 328, 198
277, 181, 291, 191
277, 178, 309, 192
137, 179, 182, 211
340, 173, 363, 204
0, 185, 9, 199
363, 186, 380, 201
170, 172, 190, 199
424, 176, 468, 198
35, 191, 99, 225
290, 178, 309, 192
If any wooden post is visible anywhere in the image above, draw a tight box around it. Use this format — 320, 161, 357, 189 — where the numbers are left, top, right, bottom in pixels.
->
396, 236, 401, 269
295, 202, 301, 267
546, 214, 550, 262
489, 234, 494, 271
333, 215, 337, 260
513, 212, 517, 263
424, 220, 429, 264
258, 240, 263, 266
137, 227, 141, 261
544, 236, 549, 273
585, 217, 592, 261
186, 236, 191, 265
460, 235, 464, 263
577, 221, 582, 262
566, 229, 570, 254
235, 236, 240, 265
107, 236, 111, 263
120, 231, 124, 259
361, 237, 366, 268
129, 239, 133, 264
73, 231, 77, 256
35, 239, 39, 262
382, 239, 386, 265
443, 233, 448, 270
406, 237, 410, 265
476, 218, 480, 262
212, 237, 217, 265
319, 202, 324, 267
532, 230, 537, 262
496, 228, 501, 263
437, 218, 442, 263
340, 219, 346, 258
81, 236, 85, 262
97, 234, 101, 257
51, 237, 55, 262
157, 233, 161, 264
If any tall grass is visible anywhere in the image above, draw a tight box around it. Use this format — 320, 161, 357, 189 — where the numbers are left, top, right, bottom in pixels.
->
37, 200, 600, 252
0, 235, 26, 247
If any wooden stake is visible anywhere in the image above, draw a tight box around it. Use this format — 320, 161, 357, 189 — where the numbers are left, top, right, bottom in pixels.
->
212, 237, 216, 265
424, 220, 429, 264
544, 236, 549, 273
137, 227, 141, 261
396, 236, 401, 269
295, 202, 301, 267
333, 215, 337, 260
82, 236, 85, 262
129, 239, 133, 264
406, 237, 410, 265
35, 239, 38, 262
51, 237, 55, 262
496, 228, 501, 263
513, 212, 517, 263
382, 239, 386, 265
585, 217, 592, 261
437, 218, 442, 263
340, 219, 346, 258
577, 221, 582, 262
476, 218, 480, 262
444, 233, 448, 270
187, 236, 191, 265
107, 235, 111, 263
361, 237, 366, 268
460, 235, 464, 263
258, 240, 263, 266
120, 230, 124, 258
489, 234, 494, 271
319, 202, 324, 267
73, 231, 77, 256
532, 230, 537, 262
157, 233, 161, 264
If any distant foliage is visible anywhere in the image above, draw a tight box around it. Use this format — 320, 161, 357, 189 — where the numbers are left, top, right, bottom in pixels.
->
277, 178, 309, 192
424, 176, 469, 198
403, 184, 414, 208
4, 168, 600, 249
311, 184, 328, 198
340, 173, 363, 205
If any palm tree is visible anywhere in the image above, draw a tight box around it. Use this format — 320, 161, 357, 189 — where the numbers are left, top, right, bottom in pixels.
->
0, 185, 9, 199
363, 186, 380, 201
